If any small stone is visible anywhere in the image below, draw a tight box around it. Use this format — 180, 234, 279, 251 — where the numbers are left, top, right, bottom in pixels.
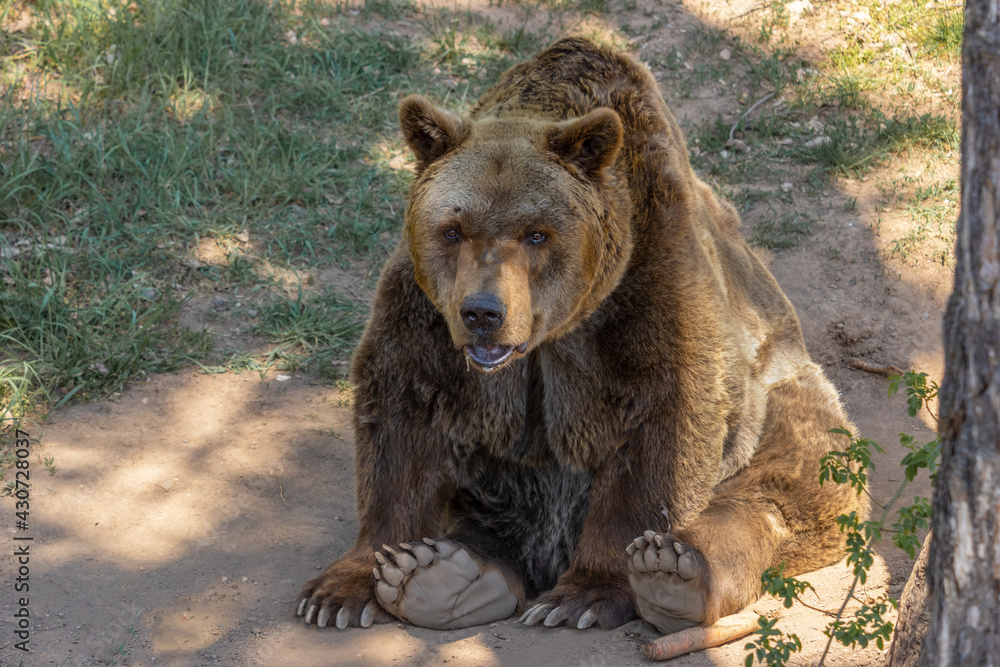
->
236, 230, 250, 243
836, 322, 844, 329
212, 296, 229, 311
276, 374, 291, 382
719, 48, 731, 61
785, 0, 814, 21
719, 149, 731, 159
781, 182, 794, 193
160, 480, 174, 491
222, 576, 228, 583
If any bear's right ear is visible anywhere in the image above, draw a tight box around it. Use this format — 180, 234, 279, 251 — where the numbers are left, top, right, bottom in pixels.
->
399, 95, 471, 172
547, 108, 623, 179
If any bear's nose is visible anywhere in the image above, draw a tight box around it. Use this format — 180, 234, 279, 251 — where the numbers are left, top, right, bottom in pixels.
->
461, 293, 506, 336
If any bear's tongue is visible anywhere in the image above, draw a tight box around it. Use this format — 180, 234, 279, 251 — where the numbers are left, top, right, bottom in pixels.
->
464, 344, 514, 369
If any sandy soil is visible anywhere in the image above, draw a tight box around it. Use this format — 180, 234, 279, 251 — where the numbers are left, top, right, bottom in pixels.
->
1, 1, 951, 665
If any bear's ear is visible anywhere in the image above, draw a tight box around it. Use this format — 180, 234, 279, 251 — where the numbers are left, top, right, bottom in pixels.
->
399, 95, 471, 172
547, 108, 623, 178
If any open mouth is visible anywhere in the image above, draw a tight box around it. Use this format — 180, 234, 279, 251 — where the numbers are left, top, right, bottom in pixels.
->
463, 342, 528, 372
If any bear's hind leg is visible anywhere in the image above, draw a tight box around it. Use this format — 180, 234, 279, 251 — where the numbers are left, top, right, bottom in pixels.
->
626, 500, 783, 634
628, 367, 864, 634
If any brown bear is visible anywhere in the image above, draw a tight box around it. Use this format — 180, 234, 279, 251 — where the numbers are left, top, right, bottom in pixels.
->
296, 36, 866, 634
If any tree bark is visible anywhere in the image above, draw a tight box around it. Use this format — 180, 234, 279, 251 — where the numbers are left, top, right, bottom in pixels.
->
888, 534, 930, 667
915, 1, 1000, 665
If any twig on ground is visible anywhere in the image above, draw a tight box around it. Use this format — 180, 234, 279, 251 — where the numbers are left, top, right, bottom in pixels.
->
730, 92, 776, 142
276, 475, 290, 509
732, 4, 768, 20
644, 611, 764, 660
848, 359, 905, 377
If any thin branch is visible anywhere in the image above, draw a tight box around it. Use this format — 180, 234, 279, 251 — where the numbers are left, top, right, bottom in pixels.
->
818, 478, 910, 666
729, 92, 776, 142
796, 599, 841, 617
731, 4, 769, 20
862, 486, 886, 511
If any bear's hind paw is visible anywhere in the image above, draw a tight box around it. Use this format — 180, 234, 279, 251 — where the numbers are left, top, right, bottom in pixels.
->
627, 530, 710, 635
374, 538, 518, 630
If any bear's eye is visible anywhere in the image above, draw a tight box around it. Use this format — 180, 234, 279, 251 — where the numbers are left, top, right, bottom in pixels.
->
526, 231, 547, 245
443, 228, 459, 242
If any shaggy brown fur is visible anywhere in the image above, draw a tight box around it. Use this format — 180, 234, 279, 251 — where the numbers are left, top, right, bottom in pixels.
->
296, 37, 866, 632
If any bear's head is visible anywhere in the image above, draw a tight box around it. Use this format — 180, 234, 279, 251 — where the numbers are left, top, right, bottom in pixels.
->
399, 95, 633, 373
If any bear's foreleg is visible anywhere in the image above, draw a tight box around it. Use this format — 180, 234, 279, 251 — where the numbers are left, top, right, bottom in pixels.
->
296, 414, 454, 628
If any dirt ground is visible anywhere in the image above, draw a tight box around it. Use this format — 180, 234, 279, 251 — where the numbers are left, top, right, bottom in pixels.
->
1, 1, 951, 665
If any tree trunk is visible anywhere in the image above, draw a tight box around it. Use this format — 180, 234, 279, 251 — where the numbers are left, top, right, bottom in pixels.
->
914, 1, 1000, 665
887, 534, 930, 667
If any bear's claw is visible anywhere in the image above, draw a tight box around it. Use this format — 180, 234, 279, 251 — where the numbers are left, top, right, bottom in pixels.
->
519, 602, 552, 625
521, 602, 599, 629
576, 608, 597, 629
296, 552, 394, 629
359, 601, 376, 627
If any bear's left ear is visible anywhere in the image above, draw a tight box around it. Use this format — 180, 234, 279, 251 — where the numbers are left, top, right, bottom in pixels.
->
547, 108, 623, 178
399, 95, 471, 173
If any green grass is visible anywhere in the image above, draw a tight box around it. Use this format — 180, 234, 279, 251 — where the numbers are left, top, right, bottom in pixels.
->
253, 287, 364, 382
796, 109, 958, 176
918, 9, 964, 58
0, 0, 548, 426
886, 178, 959, 265
750, 212, 814, 250
0, 236, 214, 405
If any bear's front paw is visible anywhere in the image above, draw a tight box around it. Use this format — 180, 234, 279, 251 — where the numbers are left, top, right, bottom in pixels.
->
626, 529, 711, 634
296, 553, 393, 629
519, 570, 637, 630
